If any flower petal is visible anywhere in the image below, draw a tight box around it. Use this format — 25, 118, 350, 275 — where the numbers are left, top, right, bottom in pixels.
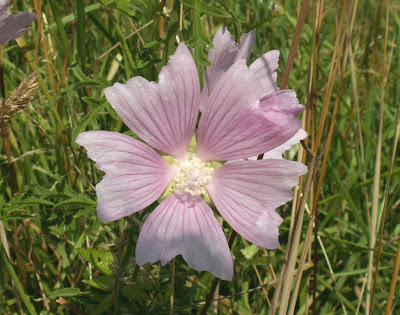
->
201, 27, 256, 109
0, 0, 36, 45
136, 192, 233, 280
104, 43, 200, 160
208, 159, 307, 248
263, 129, 307, 159
197, 60, 302, 161
249, 50, 279, 97
76, 131, 177, 222
260, 89, 305, 115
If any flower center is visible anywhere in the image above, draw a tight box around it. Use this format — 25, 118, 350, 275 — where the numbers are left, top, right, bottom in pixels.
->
174, 155, 214, 196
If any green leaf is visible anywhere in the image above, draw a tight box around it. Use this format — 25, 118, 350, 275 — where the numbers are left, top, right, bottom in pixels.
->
82, 276, 114, 291
15, 197, 55, 207
90, 74, 112, 87
5, 215, 35, 221
330, 163, 369, 237
71, 101, 106, 143
104, 101, 119, 120
115, 0, 136, 17
49, 288, 85, 299
93, 294, 113, 315
180, 0, 231, 18
77, 248, 114, 275
234, 250, 283, 266
76, 0, 86, 67
57, 243, 70, 269
120, 284, 149, 301
71, 65, 90, 82
51, 81, 100, 107
240, 244, 259, 259
135, 276, 152, 291
81, 96, 106, 107
183, 0, 213, 86
73, 207, 96, 219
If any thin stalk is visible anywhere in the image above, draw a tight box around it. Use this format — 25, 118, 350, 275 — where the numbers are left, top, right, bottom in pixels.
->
370, 35, 396, 313
366, 6, 390, 314
201, 278, 220, 315
111, 224, 127, 315
0, 44, 24, 315
314, 0, 348, 150
179, 264, 314, 311
201, 230, 237, 315
16, 39, 52, 102
274, 141, 326, 315
277, 156, 316, 315
267, 1, 314, 309
385, 241, 400, 315
288, 218, 313, 315
0, 47, 19, 194
170, 258, 175, 315
0, 245, 37, 315
76, 0, 86, 68
109, 12, 137, 77
280, 0, 311, 90
97, 20, 154, 61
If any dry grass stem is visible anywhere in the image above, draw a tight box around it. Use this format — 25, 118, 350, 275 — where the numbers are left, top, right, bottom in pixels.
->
271, 140, 327, 315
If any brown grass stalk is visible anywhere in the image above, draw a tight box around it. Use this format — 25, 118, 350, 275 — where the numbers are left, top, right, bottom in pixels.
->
272, 140, 327, 315
314, 0, 348, 151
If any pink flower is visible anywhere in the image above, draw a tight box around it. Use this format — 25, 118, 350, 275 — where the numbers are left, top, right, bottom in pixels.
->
0, 0, 35, 45
76, 29, 307, 281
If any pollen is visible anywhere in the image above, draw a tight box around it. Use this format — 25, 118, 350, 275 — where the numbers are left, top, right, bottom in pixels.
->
174, 155, 214, 196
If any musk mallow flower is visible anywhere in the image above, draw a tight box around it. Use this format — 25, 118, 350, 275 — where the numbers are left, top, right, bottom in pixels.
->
76, 39, 307, 281
0, 0, 36, 45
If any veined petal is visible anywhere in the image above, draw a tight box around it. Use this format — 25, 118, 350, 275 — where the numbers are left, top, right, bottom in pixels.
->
201, 27, 256, 109
136, 192, 233, 281
0, 0, 35, 45
260, 90, 305, 115
197, 60, 301, 161
208, 159, 307, 249
232, 128, 307, 162
104, 43, 200, 160
76, 131, 177, 222
263, 129, 307, 159
249, 50, 279, 97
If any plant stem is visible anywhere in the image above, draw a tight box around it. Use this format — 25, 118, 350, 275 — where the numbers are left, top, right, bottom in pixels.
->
0, 245, 37, 315
110, 12, 137, 78
201, 230, 237, 315
280, 0, 311, 90
170, 258, 175, 315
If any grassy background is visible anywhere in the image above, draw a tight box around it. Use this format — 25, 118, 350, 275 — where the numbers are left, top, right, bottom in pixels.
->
0, 0, 399, 314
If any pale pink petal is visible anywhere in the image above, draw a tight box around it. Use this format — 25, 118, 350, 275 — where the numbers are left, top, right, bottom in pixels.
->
76, 131, 177, 222
136, 192, 233, 280
263, 129, 307, 159
249, 50, 279, 97
208, 160, 307, 248
260, 90, 305, 115
104, 43, 200, 160
197, 60, 301, 161
237, 30, 257, 61
0, 0, 35, 45
227, 128, 307, 162
201, 27, 256, 109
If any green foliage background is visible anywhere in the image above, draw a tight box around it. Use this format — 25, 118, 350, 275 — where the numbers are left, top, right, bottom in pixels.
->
0, 0, 399, 314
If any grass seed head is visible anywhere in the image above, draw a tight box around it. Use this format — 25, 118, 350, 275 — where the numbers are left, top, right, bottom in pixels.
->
0, 72, 38, 136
